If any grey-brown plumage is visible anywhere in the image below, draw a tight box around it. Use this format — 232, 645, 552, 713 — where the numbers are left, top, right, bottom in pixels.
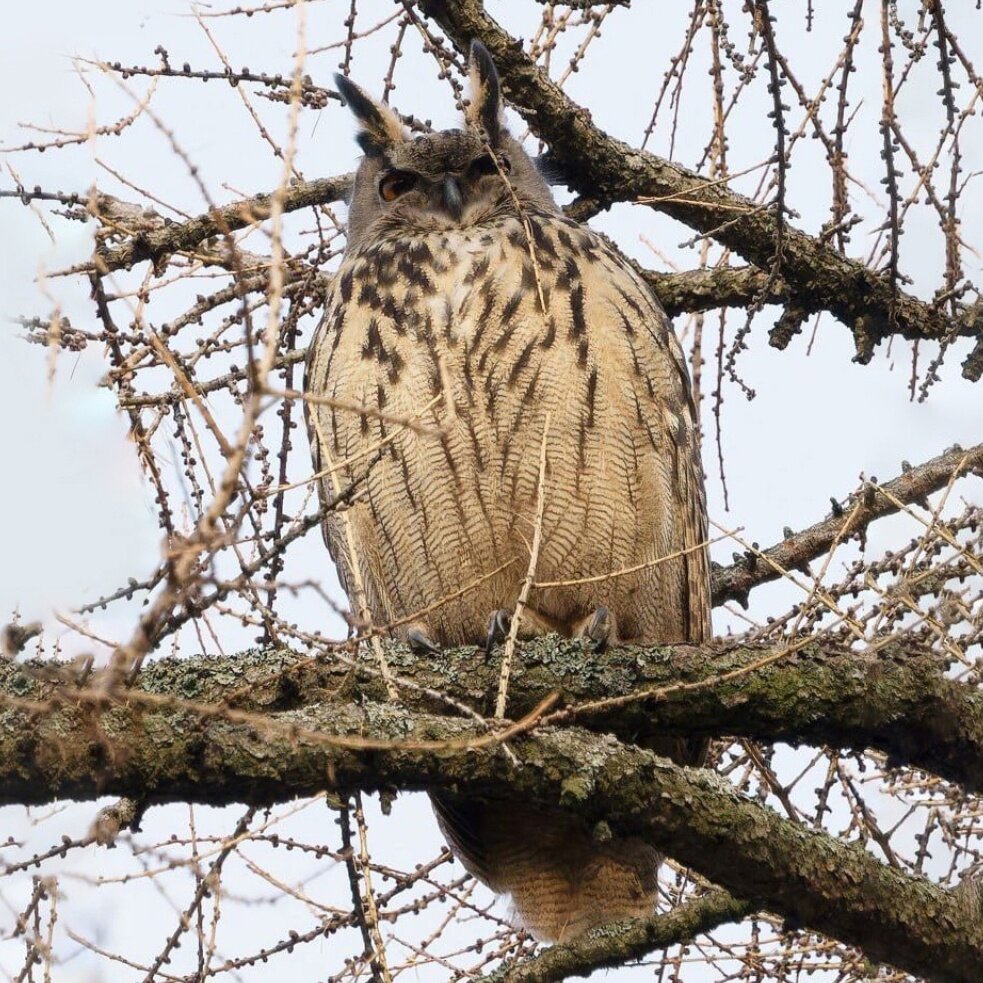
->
306, 42, 711, 942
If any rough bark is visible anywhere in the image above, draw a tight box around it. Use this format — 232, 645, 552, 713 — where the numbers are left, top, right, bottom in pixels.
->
0, 673, 981, 983
644, 264, 787, 318
1, 443, 975, 978
415, 0, 983, 370
5, 634, 981, 794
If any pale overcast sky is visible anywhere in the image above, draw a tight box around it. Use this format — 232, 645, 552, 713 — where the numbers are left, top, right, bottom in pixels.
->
1, 2, 981, 979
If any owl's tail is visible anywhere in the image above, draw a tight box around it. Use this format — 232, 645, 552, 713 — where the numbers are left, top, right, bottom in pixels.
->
430, 737, 706, 942
430, 794, 660, 941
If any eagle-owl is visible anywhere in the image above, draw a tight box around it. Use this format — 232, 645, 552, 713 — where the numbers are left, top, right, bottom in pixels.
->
306, 42, 711, 942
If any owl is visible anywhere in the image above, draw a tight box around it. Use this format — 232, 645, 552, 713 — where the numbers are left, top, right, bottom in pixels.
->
306, 42, 711, 942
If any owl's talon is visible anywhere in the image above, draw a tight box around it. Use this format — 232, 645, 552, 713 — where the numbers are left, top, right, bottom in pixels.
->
578, 605, 614, 654
484, 609, 511, 655
407, 625, 442, 656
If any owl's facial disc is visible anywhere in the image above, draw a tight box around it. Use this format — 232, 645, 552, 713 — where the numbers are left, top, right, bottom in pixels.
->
374, 150, 515, 229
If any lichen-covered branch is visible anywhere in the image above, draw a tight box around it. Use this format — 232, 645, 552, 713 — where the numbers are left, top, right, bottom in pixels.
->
644, 264, 787, 318
414, 0, 983, 370
4, 631, 983, 795
0, 687, 980, 982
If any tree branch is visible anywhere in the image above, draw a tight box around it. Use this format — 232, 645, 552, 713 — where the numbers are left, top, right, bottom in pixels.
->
643, 264, 787, 318
484, 890, 751, 983
711, 439, 983, 607
0, 684, 980, 982
414, 0, 983, 372
93, 174, 353, 273
4, 630, 983, 794
73, 179, 784, 320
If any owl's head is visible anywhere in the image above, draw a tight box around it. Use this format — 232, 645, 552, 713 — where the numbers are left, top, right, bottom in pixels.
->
335, 41, 558, 250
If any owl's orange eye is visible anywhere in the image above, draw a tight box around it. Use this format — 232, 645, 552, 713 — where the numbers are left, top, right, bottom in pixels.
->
379, 170, 417, 202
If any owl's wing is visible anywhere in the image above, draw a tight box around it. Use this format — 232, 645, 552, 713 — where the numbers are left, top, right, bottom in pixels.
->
591, 235, 713, 645
645, 288, 712, 644
303, 294, 363, 607
661, 318, 713, 644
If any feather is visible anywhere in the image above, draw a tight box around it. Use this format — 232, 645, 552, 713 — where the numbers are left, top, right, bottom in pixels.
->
307, 63, 711, 942
334, 74, 405, 157
465, 40, 504, 145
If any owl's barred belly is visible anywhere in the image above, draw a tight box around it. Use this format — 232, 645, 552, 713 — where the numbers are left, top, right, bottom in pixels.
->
346, 393, 657, 646
310, 215, 707, 647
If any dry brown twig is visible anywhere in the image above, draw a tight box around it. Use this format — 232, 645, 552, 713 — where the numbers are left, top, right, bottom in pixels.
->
2, 2, 983, 981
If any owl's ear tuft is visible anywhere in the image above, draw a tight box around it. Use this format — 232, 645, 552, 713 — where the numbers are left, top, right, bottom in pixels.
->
465, 40, 504, 146
334, 74, 405, 157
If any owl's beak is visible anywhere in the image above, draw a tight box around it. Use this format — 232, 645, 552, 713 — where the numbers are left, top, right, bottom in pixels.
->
441, 175, 464, 220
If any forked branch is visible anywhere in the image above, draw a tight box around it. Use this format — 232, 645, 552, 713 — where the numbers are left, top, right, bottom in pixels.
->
0, 686, 980, 982
415, 0, 983, 370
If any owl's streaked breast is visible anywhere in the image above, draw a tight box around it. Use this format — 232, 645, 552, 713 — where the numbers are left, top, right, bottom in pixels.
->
306, 209, 709, 647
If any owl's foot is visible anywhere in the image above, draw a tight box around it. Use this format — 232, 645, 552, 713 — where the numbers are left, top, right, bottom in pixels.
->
575, 606, 617, 654
484, 609, 511, 656
485, 606, 567, 654
407, 623, 442, 657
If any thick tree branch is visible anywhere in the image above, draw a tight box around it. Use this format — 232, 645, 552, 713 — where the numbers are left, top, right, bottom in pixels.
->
76, 178, 783, 320
4, 632, 983, 794
0, 687, 980, 982
414, 0, 983, 372
643, 264, 787, 318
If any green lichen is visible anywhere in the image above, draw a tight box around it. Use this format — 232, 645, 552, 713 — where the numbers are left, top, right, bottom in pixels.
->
559, 774, 593, 805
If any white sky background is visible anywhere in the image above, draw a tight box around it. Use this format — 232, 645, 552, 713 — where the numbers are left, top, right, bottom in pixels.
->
0, 1, 981, 980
